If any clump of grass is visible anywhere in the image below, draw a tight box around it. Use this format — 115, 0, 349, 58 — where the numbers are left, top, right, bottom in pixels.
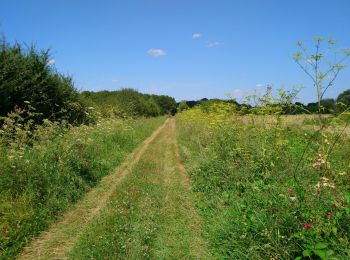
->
0, 115, 165, 259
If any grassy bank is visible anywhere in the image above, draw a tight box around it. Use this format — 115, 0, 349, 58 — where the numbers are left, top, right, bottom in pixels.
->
0, 116, 165, 259
176, 103, 350, 259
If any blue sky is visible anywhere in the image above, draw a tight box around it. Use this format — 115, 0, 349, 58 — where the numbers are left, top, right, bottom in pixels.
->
1, 0, 350, 102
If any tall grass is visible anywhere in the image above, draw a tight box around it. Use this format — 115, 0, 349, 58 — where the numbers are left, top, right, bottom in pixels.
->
0, 116, 165, 259
177, 102, 350, 259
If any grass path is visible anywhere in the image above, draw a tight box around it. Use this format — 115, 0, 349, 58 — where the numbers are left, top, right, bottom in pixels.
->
19, 118, 210, 259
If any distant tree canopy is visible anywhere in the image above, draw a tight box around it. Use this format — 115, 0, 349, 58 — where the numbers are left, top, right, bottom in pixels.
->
80, 89, 177, 117
337, 89, 350, 108
0, 38, 88, 124
178, 101, 189, 112
178, 94, 349, 115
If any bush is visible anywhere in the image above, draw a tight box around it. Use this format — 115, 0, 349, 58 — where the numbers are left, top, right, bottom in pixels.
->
80, 89, 176, 118
0, 38, 89, 124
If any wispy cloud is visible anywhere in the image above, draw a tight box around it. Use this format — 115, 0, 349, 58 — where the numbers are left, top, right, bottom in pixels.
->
47, 59, 55, 65
147, 48, 167, 57
255, 83, 266, 88
192, 33, 202, 40
111, 79, 120, 83
205, 41, 221, 48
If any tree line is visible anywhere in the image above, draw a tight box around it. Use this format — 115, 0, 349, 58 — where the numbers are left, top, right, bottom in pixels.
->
0, 38, 176, 126
178, 90, 350, 115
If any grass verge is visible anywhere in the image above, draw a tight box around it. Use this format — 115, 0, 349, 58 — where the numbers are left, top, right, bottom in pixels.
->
0, 117, 165, 259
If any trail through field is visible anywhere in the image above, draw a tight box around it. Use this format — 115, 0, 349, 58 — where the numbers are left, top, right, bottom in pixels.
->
19, 118, 210, 259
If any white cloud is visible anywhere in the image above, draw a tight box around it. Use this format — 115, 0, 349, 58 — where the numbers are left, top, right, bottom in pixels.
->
47, 59, 55, 65
192, 33, 202, 40
255, 83, 266, 88
147, 48, 167, 57
205, 41, 221, 48
111, 79, 120, 83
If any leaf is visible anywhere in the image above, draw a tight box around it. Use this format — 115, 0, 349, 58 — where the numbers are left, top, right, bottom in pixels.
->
326, 250, 334, 256
313, 249, 327, 260
302, 249, 312, 256
315, 242, 328, 249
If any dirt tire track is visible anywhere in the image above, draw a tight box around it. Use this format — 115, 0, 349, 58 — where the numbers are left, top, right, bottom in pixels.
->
18, 119, 170, 260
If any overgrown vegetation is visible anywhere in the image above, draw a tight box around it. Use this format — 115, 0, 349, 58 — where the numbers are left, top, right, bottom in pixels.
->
0, 38, 91, 125
177, 37, 350, 259
177, 101, 350, 259
80, 89, 177, 118
0, 116, 165, 259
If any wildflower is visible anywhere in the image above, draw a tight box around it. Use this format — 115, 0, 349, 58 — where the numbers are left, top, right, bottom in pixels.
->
315, 185, 321, 196
303, 223, 312, 230
235, 159, 241, 166
320, 176, 336, 189
320, 176, 329, 182
287, 188, 295, 195
312, 154, 326, 169
327, 211, 336, 219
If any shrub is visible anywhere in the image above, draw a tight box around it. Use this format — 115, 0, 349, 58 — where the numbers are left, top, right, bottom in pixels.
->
0, 38, 89, 124
80, 89, 176, 118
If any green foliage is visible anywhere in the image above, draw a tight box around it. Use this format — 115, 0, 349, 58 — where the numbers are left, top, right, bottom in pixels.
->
152, 94, 177, 115
177, 100, 350, 259
0, 38, 89, 124
320, 98, 336, 113
80, 89, 176, 118
0, 115, 165, 259
178, 101, 189, 112
337, 89, 350, 108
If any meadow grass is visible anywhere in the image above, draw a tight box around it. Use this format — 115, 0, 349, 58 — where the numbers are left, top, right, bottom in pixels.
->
0, 116, 165, 259
177, 104, 350, 259
67, 118, 210, 259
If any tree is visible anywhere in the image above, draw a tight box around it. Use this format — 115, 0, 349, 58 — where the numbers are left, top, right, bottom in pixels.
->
337, 89, 350, 107
0, 38, 88, 124
320, 98, 336, 113
178, 101, 189, 112
152, 95, 177, 115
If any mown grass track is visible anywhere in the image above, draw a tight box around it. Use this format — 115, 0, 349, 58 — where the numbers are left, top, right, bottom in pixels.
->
19, 118, 210, 259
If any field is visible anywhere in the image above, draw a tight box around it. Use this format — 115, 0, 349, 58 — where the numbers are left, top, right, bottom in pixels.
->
176, 103, 350, 259
0, 106, 347, 259
1, 29, 350, 259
